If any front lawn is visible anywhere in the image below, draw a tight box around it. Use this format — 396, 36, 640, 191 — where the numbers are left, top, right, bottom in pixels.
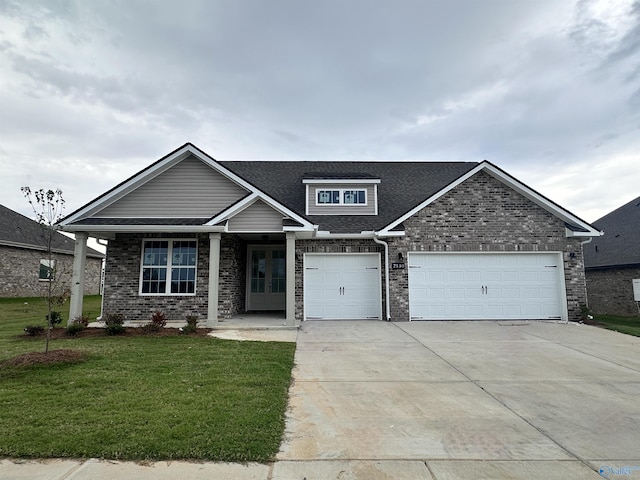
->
591, 313, 640, 337
0, 296, 296, 462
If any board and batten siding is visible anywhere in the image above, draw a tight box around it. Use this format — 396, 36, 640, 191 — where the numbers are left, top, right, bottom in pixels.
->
307, 184, 377, 215
96, 155, 249, 217
227, 200, 284, 232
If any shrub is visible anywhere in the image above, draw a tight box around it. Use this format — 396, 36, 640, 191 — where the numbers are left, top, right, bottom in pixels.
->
46, 311, 63, 327
66, 323, 85, 336
140, 310, 167, 334
71, 315, 90, 327
24, 325, 45, 336
103, 312, 125, 336
181, 315, 199, 334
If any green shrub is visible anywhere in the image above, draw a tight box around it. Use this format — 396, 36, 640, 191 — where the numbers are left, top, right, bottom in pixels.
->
66, 323, 85, 336
103, 312, 125, 336
24, 325, 45, 336
45, 311, 63, 327
181, 315, 198, 334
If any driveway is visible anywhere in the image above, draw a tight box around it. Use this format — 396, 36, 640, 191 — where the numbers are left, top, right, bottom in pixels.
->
275, 321, 640, 479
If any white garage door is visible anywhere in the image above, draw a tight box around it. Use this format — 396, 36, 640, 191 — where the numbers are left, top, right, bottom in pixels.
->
304, 254, 382, 320
408, 253, 565, 321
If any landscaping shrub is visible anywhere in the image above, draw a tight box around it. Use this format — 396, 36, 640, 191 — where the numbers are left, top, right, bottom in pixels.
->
103, 312, 125, 336
66, 323, 85, 336
181, 315, 198, 334
24, 325, 45, 336
45, 311, 63, 327
140, 310, 167, 334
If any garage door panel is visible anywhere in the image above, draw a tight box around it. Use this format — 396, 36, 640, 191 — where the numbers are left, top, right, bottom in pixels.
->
304, 254, 382, 320
409, 253, 564, 321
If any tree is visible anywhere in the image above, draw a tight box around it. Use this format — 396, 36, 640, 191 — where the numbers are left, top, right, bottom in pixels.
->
21, 187, 66, 354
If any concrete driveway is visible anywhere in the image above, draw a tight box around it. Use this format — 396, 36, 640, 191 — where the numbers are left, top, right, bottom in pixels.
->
275, 321, 640, 479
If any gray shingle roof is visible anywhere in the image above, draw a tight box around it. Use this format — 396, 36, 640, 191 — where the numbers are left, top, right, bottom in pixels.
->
219, 161, 479, 233
0, 205, 103, 258
583, 195, 640, 269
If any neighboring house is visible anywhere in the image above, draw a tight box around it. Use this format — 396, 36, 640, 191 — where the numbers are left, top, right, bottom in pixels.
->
59, 143, 601, 325
583, 196, 640, 316
0, 204, 103, 298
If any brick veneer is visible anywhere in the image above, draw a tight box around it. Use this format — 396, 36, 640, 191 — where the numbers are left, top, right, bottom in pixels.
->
102, 233, 247, 321
385, 171, 587, 321
586, 266, 640, 316
0, 245, 102, 298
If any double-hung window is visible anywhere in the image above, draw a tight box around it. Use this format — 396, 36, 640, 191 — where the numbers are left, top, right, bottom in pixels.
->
140, 240, 197, 295
316, 189, 366, 205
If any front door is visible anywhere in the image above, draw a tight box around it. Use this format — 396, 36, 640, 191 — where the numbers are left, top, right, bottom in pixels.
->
247, 246, 286, 311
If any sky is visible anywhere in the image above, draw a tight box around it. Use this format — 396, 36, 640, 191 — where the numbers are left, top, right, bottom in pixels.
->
1, 0, 639, 232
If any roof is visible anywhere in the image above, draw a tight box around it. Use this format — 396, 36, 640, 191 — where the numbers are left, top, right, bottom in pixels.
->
59, 143, 600, 238
0, 205, 104, 258
220, 160, 478, 233
583, 195, 640, 269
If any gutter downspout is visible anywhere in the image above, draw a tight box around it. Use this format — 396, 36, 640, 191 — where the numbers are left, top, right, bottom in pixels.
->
373, 234, 392, 321
580, 236, 594, 316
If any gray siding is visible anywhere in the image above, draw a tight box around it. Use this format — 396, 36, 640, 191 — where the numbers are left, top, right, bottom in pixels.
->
307, 184, 376, 215
97, 155, 248, 217
228, 200, 284, 232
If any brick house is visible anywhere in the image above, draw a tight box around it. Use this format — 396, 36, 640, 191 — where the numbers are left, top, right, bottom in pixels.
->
58, 143, 601, 325
584, 196, 640, 316
0, 204, 103, 298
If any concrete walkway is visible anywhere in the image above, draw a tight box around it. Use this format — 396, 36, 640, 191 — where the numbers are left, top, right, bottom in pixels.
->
3, 321, 640, 479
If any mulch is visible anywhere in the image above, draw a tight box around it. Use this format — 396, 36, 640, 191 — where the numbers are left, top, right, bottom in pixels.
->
24, 326, 213, 339
1, 349, 89, 367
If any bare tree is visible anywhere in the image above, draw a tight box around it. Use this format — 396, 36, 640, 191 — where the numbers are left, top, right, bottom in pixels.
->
21, 187, 66, 354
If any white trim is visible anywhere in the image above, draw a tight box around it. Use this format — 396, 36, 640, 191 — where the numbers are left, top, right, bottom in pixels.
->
378, 161, 602, 237
138, 238, 198, 297
62, 225, 225, 233
303, 178, 380, 184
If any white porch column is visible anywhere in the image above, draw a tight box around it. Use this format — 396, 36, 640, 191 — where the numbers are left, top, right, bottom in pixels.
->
69, 232, 88, 324
286, 232, 296, 326
207, 232, 221, 327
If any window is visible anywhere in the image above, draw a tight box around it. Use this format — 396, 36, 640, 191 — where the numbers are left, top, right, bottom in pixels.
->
140, 240, 197, 295
39, 259, 55, 281
316, 189, 366, 206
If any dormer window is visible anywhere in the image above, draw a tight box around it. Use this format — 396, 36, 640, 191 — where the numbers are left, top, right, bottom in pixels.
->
304, 175, 380, 216
317, 189, 366, 205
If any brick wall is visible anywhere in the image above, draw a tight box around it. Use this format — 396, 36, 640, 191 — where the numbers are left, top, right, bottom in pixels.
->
385, 171, 587, 322
0, 245, 102, 298
102, 233, 247, 321
586, 267, 640, 316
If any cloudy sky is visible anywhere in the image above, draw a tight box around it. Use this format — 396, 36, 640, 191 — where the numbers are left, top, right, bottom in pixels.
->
1, 0, 639, 228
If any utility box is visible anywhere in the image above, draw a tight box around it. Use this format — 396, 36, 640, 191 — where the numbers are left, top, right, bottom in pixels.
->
633, 279, 640, 302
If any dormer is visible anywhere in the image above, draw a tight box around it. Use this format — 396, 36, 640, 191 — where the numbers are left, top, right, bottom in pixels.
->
303, 173, 380, 216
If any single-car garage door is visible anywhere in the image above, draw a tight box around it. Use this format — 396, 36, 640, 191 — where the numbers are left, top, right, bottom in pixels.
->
408, 253, 565, 321
304, 253, 382, 320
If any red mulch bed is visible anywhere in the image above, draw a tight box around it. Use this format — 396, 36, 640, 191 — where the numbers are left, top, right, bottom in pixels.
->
1, 349, 89, 367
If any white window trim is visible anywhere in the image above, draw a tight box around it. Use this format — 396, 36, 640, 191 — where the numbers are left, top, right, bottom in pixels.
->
139, 238, 198, 296
38, 259, 55, 282
315, 188, 368, 206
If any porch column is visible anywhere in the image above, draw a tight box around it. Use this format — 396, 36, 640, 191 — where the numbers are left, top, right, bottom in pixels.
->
207, 232, 221, 327
69, 232, 88, 324
286, 232, 296, 326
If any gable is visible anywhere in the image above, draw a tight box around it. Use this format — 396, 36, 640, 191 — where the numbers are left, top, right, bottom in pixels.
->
94, 155, 248, 218
227, 200, 285, 232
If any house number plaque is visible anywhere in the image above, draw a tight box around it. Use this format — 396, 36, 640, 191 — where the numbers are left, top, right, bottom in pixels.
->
391, 263, 405, 270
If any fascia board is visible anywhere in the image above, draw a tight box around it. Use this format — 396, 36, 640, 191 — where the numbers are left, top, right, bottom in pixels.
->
61, 224, 225, 233
302, 179, 381, 184
206, 193, 259, 225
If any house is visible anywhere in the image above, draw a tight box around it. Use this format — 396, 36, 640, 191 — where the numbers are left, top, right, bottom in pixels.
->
583, 196, 640, 316
58, 143, 601, 325
0, 204, 103, 299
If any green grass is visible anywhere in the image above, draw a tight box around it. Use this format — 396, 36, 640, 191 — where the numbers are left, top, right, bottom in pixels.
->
0, 296, 296, 461
591, 313, 640, 337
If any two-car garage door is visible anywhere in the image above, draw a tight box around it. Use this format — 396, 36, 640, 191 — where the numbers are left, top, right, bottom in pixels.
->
408, 253, 566, 321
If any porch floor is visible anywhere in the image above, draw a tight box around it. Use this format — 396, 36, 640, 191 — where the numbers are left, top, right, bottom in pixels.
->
215, 312, 299, 330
